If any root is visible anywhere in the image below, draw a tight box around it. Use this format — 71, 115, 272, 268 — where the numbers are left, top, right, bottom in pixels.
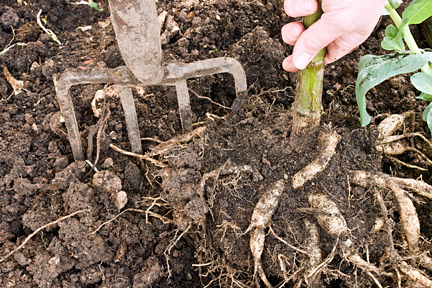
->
109, 143, 167, 167
250, 228, 272, 288
166, 223, 192, 255
0, 209, 88, 263
390, 178, 432, 200
419, 256, 432, 272
245, 179, 285, 288
93, 108, 110, 168
376, 112, 432, 171
0, 43, 27, 58
198, 257, 252, 288
194, 226, 253, 288
85, 159, 100, 173
374, 188, 430, 287
268, 226, 308, 255
110, 126, 206, 167
3, 66, 25, 95
351, 170, 432, 200
307, 192, 389, 282
91, 207, 172, 234
366, 271, 384, 288
308, 193, 347, 236
140, 196, 170, 224
376, 112, 412, 139
351, 170, 432, 286
292, 131, 341, 189
300, 238, 338, 288
300, 219, 322, 287
385, 155, 428, 171
399, 261, 432, 287
189, 88, 231, 110
342, 240, 385, 275
164, 224, 192, 278
217, 220, 243, 244
245, 179, 285, 233
87, 105, 110, 172
391, 184, 420, 253
351, 170, 423, 254
145, 125, 206, 158
378, 144, 432, 169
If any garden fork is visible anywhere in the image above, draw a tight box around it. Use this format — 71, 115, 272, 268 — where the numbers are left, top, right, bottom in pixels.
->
54, 0, 247, 161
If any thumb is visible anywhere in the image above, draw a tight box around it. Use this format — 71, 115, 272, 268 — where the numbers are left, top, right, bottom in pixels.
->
291, 15, 342, 69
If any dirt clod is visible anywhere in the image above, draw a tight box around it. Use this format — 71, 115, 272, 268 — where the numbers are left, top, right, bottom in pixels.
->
132, 256, 162, 288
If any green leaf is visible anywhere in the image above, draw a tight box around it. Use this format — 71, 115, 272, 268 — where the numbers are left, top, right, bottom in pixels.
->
381, 25, 405, 52
396, 0, 432, 42
417, 92, 432, 100
389, 0, 403, 9
401, 0, 432, 27
356, 53, 431, 126
423, 102, 432, 121
89, 1, 102, 11
411, 72, 432, 94
424, 102, 432, 136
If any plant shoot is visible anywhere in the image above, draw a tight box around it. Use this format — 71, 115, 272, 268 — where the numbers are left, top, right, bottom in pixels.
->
290, 0, 325, 145
356, 0, 432, 134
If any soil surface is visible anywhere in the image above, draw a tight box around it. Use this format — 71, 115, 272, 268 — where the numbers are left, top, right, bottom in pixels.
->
1, 1, 432, 287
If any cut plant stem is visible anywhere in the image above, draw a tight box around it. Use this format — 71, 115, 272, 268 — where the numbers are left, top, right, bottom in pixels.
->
290, 0, 325, 146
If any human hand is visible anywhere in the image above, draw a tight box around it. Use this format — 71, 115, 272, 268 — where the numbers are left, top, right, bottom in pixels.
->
281, 0, 387, 72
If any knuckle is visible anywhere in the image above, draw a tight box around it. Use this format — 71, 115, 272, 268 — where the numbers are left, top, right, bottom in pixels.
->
302, 36, 325, 52
284, 0, 300, 17
323, 13, 351, 34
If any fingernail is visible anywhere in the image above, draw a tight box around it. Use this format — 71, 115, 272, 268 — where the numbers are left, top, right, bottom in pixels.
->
294, 52, 312, 69
282, 58, 289, 70
298, 0, 312, 14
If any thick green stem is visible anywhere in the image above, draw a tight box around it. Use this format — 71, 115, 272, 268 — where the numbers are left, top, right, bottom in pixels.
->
290, 0, 325, 143
385, 2, 432, 77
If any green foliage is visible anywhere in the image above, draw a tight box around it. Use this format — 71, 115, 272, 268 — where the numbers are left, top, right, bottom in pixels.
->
388, 0, 403, 9
40, 232, 49, 248
356, 53, 431, 126
89, 1, 103, 12
383, 0, 402, 15
381, 25, 404, 52
395, 0, 432, 45
411, 72, 432, 94
418, 92, 432, 101
356, 0, 432, 135
400, 0, 432, 27
423, 102, 432, 132
67, 1, 103, 12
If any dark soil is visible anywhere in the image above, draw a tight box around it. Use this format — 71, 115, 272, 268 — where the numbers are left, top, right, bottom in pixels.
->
1, 0, 431, 287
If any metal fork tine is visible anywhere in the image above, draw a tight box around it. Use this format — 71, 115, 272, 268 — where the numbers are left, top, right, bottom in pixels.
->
118, 86, 143, 154
175, 81, 193, 133
55, 0, 248, 162
53, 75, 84, 161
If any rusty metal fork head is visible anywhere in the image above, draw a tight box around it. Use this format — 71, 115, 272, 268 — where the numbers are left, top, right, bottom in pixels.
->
54, 0, 247, 161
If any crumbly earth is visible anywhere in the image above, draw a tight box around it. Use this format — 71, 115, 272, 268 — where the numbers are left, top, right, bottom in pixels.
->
1, 0, 431, 287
